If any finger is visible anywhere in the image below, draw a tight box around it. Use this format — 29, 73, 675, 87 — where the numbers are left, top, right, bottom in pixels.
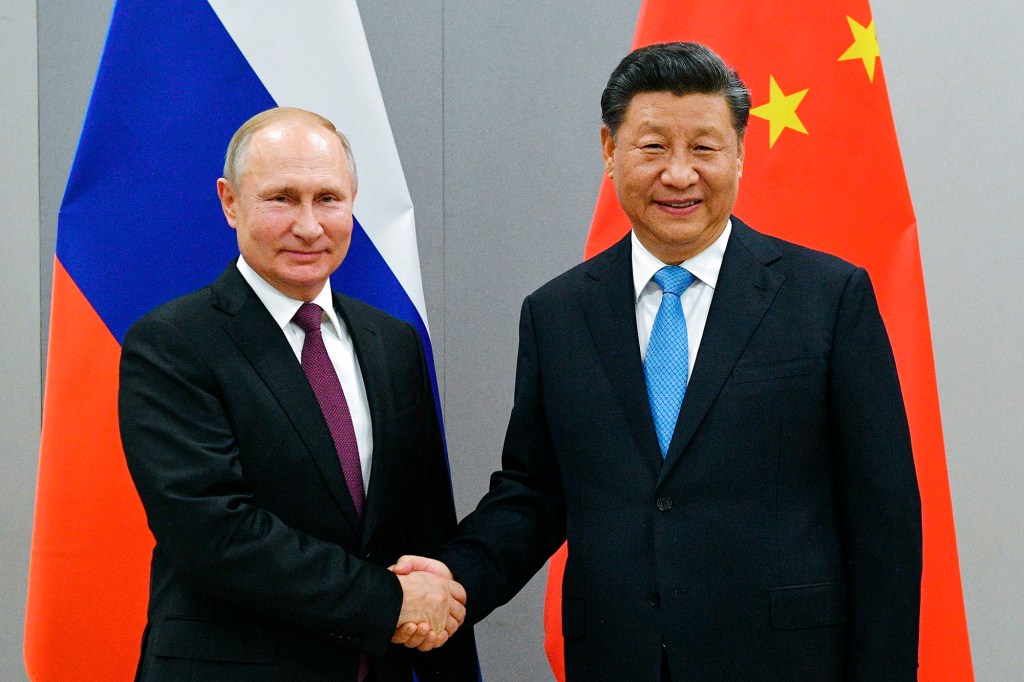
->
418, 630, 446, 652
400, 622, 432, 649
445, 613, 460, 637
391, 621, 417, 644
415, 630, 439, 652
448, 579, 467, 605
403, 632, 428, 649
448, 596, 466, 625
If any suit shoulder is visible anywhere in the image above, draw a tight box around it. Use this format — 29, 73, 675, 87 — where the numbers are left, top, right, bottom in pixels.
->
124, 285, 217, 340
527, 260, 590, 300
735, 222, 863, 284
524, 236, 628, 305
334, 293, 413, 332
333, 294, 423, 357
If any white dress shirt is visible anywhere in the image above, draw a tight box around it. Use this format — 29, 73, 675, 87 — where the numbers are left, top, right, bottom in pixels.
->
237, 257, 373, 489
633, 220, 732, 376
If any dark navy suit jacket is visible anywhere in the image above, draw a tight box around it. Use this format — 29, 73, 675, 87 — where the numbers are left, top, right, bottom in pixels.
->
442, 218, 921, 681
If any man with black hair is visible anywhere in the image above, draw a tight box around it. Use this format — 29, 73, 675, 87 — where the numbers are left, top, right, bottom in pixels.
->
398, 42, 922, 681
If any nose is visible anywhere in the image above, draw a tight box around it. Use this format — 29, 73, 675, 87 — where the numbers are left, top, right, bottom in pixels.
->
292, 200, 323, 240
661, 150, 699, 188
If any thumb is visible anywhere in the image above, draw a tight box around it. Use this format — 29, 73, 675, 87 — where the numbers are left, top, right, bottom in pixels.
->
391, 555, 421, 575
393, 555, 452, 578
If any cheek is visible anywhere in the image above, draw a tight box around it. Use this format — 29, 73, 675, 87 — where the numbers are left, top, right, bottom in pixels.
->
249, 208, 294, 236
616, 162, 650, 194
324, 214, 354, 244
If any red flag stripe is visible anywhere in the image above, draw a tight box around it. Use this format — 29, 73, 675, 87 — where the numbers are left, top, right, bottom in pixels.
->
25, 259, 152, 680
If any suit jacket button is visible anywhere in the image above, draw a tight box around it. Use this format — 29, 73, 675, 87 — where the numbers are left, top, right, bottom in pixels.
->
657, 497, 673, 511
647, 591, 661, 607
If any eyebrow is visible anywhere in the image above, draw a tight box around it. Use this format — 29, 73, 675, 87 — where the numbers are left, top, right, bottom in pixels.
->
633, 120, 727, 138
259, 183, 349, 197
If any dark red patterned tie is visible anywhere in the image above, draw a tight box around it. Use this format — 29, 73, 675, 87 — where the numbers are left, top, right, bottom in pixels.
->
293, 304, 371, 680
293, 302, 365, 516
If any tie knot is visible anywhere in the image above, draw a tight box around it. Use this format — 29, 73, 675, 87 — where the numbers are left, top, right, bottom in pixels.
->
653, 266, 694, 296
293, 302, 324, 333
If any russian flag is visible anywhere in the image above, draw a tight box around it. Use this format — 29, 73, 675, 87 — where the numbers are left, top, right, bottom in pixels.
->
25, 1, 447, 678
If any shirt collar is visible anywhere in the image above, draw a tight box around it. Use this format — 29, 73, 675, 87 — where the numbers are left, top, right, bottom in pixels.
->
236, 256, 342, 335
631, 219, 732, 302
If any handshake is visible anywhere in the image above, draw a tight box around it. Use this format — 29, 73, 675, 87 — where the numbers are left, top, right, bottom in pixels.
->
390, 555, 466, 651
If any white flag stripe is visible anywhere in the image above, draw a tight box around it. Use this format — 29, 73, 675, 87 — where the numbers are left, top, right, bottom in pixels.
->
208, 0, 429, 329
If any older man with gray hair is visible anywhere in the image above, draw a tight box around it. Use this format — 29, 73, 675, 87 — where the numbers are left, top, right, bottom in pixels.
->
120, 107, 477, 681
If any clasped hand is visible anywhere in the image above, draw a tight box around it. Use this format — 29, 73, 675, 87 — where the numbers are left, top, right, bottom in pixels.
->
391, 556, 465, 651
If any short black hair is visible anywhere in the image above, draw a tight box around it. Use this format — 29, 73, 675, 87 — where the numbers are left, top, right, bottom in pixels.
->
601, 42, 751, 139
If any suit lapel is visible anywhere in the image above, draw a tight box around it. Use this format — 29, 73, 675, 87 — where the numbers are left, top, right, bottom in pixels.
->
659, 219, 785, 485
581, 236, 664, 472
212, 267, 362, 533
332, 294, 391, 550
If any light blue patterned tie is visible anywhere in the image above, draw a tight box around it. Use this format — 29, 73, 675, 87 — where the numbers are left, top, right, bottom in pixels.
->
644, 266, 695, 458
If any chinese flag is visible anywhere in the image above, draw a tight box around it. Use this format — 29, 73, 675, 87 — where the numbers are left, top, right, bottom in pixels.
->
543, 1, 973, 680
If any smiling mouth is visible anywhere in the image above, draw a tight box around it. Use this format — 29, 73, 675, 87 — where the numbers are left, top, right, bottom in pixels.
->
657, 199, 700, 208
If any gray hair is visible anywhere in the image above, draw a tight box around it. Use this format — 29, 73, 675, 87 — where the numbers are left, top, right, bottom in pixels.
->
222, 107, 358, 189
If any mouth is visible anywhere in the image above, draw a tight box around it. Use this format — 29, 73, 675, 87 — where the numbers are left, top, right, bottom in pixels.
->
657, 199, 701, 208
282, 249, 325, 261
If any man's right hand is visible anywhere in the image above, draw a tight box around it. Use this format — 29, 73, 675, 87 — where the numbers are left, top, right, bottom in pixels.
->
393, 561, 466, 651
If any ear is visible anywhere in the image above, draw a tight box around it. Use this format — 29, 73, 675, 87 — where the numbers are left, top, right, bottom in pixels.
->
736, 138, 745, 178
216, 178, 238, 228
600, 126, 616, 178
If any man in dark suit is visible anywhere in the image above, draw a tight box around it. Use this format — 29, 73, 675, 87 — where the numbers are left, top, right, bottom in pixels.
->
395, 43, 922, 680
119, 107, 476, 681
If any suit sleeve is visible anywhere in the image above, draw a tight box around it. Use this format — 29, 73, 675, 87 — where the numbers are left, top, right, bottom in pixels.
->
439, 296, 568, 624
402, 322, 480, 681
828, 267, 922, 680
118, 313, 403, 658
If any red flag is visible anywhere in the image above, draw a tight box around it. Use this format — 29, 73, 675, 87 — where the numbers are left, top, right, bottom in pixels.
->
544, 1, 973, 679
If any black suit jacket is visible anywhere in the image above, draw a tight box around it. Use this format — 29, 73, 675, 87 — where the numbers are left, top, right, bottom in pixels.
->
441, 219, 922, 681
119, 264, 477, 681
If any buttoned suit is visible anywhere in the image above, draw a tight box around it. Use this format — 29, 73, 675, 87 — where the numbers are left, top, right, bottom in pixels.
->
119, 263, 477, 681
441, 218, 921, 681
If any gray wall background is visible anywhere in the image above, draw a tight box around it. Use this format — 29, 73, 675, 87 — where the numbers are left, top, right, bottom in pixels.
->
4, 0, 1022, 679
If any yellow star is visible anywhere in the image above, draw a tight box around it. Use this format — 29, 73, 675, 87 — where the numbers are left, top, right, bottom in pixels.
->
838, 16, 880, 81
750, 75, 809, 148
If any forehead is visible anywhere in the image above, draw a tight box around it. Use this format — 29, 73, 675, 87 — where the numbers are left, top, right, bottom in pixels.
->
244, 120, 349, 180
621, 91, 734, 136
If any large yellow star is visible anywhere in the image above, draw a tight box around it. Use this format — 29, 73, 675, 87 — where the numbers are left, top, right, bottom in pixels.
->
750, 75, 809, 148
838, 16, 880, 81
